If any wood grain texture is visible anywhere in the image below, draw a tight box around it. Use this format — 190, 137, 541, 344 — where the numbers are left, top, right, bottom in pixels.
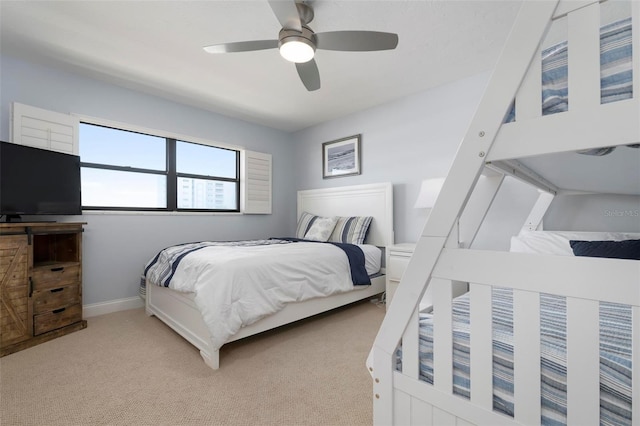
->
0, 222, 85, 356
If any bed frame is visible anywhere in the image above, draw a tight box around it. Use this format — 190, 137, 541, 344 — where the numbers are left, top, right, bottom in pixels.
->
146, 182, 393, 369
369, 1, 639, 425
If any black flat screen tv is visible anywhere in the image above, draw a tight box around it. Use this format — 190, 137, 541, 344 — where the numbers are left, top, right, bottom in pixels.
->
0, 141, 82, 221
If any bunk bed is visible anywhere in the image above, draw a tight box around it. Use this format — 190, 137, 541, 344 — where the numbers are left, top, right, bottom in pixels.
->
145, 182, 393, 369
369, 1, 639, 425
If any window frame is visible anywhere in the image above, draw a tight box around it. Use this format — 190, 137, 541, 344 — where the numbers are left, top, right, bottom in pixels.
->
78, 119, 241, 213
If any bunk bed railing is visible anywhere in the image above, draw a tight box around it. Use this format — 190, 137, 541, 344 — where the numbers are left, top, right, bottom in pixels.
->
489, 0, 640, 162
396, 250, 639, 425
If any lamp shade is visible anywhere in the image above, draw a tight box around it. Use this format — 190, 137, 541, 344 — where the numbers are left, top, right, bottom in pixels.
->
414, 178, 445, 209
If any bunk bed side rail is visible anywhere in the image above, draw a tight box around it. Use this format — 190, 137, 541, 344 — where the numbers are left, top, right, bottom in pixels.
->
432, 248, 639, 306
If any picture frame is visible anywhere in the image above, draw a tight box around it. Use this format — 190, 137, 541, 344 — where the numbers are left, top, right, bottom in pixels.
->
322, 134, 361, 179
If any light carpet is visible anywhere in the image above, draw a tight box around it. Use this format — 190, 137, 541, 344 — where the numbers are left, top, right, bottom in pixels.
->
0, 299, 386, 426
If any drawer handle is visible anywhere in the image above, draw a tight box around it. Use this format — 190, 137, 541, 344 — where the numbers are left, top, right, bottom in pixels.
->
51, 267, 65, 272
50, 288, 64, 293
52, 307, 66, 314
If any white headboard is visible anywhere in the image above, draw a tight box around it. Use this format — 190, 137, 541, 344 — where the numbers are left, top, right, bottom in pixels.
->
297, 182, 394, 247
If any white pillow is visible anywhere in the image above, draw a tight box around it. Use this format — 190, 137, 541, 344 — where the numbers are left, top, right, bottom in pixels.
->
304, 216, 338, 242
509, 230, 640, 256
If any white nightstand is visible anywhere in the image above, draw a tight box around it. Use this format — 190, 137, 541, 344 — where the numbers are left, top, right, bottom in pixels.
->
385, 243, 467, 312
385, 243, 415, 311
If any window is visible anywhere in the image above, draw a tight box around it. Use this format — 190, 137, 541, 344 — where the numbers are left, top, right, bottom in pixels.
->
79, 123, 240, 212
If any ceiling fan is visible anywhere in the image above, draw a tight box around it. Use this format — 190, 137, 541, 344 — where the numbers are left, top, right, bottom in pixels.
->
203, 0, 399, 91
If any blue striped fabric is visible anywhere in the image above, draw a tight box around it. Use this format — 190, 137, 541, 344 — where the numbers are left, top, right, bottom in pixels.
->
328, 216, 373, 245
297, 212, 373, 245
505, 17, 631, 123
398, 287, 632, 425
296, 212, 318, 239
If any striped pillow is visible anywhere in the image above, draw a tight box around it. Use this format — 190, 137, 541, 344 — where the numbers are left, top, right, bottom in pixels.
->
296, 212, 318, 239
329, 216, 373, 245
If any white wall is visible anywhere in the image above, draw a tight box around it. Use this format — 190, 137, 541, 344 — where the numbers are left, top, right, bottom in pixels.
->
292, 73, 540, 249
0, 55, 297, 306
545, 193, 640, 232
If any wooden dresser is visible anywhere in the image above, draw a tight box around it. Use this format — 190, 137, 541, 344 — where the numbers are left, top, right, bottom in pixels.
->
1, 222, 87, 356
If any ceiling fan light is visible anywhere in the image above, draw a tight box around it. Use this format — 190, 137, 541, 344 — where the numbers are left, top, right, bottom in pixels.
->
279, 39, 315, 63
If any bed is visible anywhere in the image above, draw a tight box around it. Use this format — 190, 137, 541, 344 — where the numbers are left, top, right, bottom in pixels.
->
369, 1, 639, 425
144, 182, 393, 369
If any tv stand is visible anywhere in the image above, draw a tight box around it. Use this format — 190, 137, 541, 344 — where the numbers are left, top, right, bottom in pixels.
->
0, 222, 87, 356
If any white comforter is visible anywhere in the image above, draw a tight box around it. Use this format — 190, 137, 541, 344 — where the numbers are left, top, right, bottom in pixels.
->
166, 242, 356, 351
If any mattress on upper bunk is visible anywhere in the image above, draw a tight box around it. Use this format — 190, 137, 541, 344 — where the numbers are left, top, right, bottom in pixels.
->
505, 16, 632, 123
142, 238, 381, 351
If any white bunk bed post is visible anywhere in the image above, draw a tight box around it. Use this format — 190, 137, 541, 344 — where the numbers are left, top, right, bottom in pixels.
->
635, 306, 640, 426
633, 0, 640, 421
521, 191, 555, 232
458, 173, 505, 248
512, 289, 541, 424
468, 283, 493, 411
566, 298, 600, 426
558, 6, 604, 422
371, 1, 561, 424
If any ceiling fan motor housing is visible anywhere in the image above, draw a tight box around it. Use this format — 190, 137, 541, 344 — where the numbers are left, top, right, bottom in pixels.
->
278, 25, 317, 63
278, 26, 317, 50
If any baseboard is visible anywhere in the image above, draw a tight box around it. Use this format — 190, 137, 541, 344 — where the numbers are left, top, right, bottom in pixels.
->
83, 296, 145, 318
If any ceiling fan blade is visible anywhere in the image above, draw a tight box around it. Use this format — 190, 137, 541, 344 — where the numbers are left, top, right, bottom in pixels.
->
315, 31, 399, 52
203, 40, 279, 54
267, 0, 302, 32
296, 59, 320, 91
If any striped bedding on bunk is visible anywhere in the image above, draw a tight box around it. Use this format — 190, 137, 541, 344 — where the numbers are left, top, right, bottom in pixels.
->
398, 287, 633, 426
506, 16, 632, 122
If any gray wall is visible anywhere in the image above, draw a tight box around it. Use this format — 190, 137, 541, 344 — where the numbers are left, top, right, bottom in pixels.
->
2, 55, 637, 307
291, 72, 639, 248
292, 73, 541, 249
1, 55, 296, 305
545, 193, 640, 232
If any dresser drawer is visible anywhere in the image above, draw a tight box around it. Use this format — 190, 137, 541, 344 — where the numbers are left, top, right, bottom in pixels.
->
33, 284, 81, 314
33, 303, 82, 335
387, 255, 410, 281
31, 264, 81, 290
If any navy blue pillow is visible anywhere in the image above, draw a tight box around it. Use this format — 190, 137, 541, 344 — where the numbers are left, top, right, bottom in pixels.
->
569, 239, 640, 260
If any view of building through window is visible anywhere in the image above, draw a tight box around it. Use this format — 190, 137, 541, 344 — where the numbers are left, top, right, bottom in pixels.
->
79, 123, 239, 211
177, 177, 236, 210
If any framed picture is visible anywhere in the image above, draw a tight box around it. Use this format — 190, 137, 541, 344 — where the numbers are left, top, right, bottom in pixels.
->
322, 134, 361, 179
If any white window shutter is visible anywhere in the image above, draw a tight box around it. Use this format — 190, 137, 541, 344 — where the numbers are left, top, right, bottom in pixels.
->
241, 150, 272, 214
11, 102, 79, 154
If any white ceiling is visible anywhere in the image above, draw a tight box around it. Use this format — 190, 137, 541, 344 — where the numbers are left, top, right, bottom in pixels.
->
0, 0, 523, 133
